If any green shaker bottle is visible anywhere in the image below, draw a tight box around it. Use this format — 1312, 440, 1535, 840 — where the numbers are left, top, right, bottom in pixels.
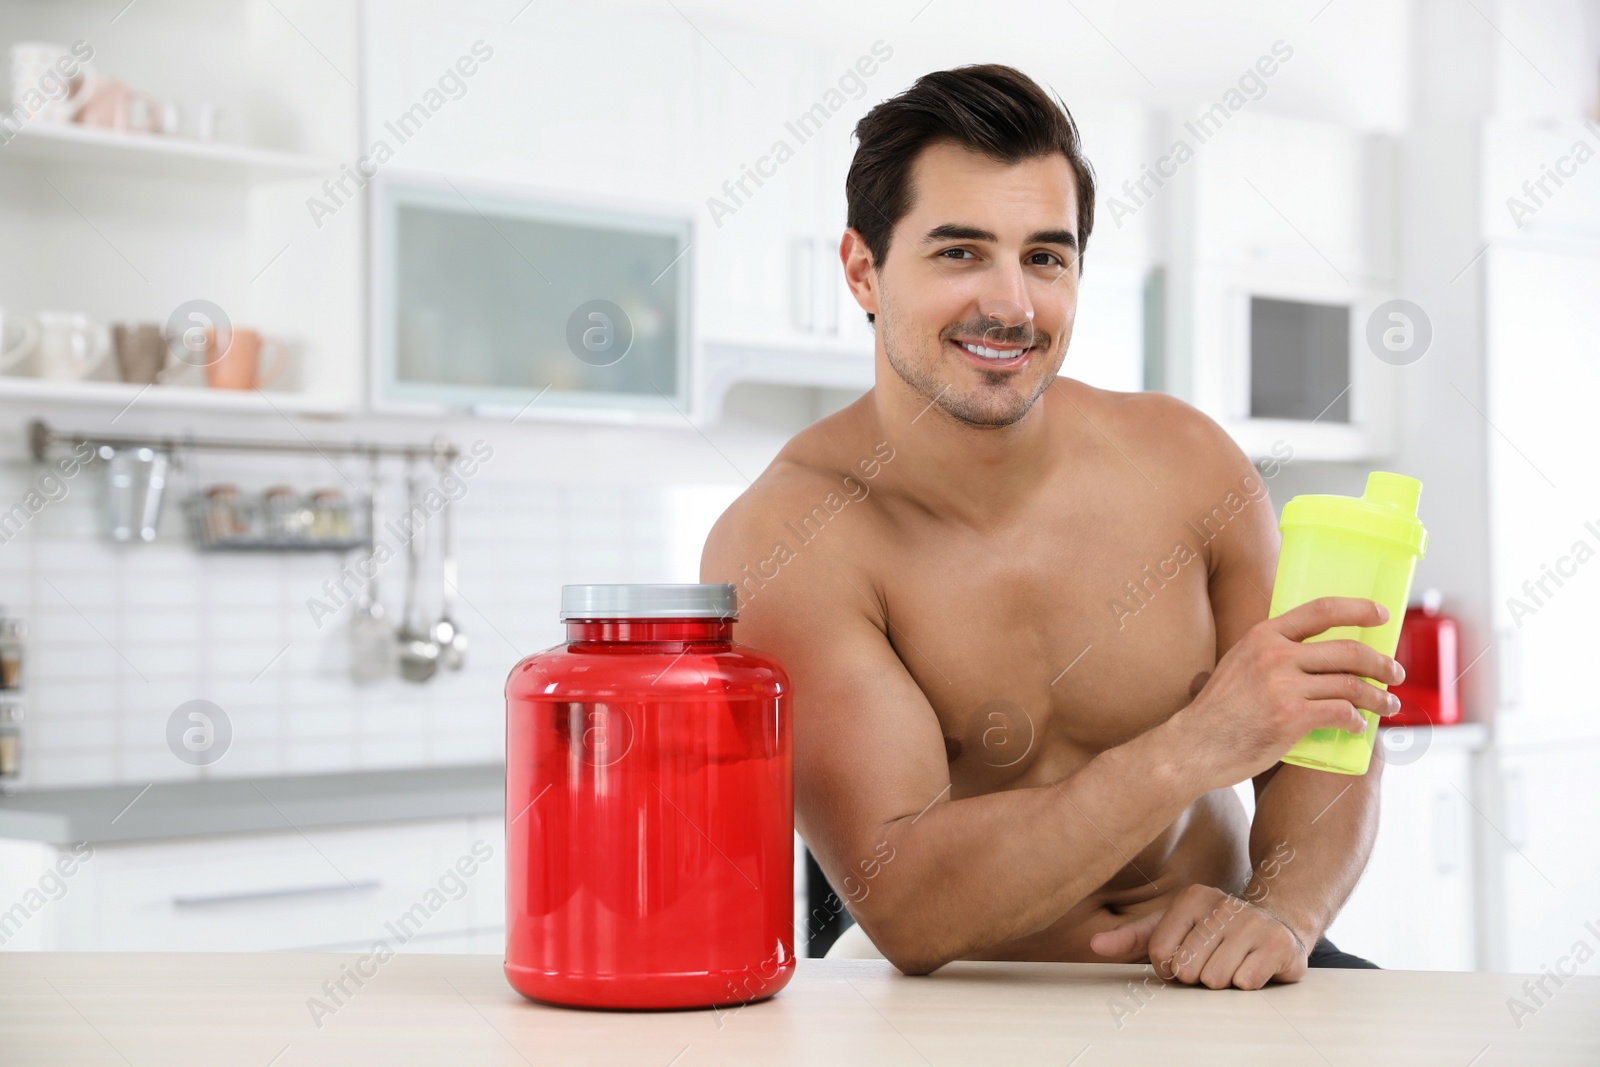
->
1269, 471, 1429, 775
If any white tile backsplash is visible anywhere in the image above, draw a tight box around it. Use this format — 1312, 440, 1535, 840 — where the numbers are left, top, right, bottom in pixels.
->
0, 456, 683, 789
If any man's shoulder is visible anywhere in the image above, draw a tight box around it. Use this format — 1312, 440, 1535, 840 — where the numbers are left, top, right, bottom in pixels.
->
1055, 378, 1259, 496
702, 411, 894, 585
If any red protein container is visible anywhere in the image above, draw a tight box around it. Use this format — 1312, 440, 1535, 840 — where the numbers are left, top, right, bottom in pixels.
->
504, 583, 794, 1010
1389, 589, 1462, 727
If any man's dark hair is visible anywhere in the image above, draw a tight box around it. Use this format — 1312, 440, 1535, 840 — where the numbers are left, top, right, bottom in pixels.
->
845, 64, 1096, 324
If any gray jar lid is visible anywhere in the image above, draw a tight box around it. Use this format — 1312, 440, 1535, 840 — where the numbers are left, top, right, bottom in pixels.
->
561, 583, 738, 620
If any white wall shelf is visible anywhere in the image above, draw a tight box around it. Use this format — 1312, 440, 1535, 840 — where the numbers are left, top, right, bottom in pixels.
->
0, 123, 331, 184
0, 377, 350, 416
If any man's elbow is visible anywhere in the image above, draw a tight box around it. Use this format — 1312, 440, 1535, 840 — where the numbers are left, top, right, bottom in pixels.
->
851, 901, 961, 976
861, 924, 948, 976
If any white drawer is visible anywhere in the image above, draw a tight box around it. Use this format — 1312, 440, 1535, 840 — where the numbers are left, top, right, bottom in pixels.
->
47, 817, 504, 952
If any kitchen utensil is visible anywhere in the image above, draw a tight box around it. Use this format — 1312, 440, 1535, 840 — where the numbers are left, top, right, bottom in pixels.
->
35, 311, 109, 381
0, 309, 38, 374
430, 487, 467, 671
136, 449, 168, 542
9, 42, 94, 124
395, 470, 439, 683
504, 583, 795, 1009
1269, 471, 1429, 775
351, 465, 394, 684
102, 446, 135, 540
203, 327, 287, 391
102, 445, 168, 542
112, 322, 169, 384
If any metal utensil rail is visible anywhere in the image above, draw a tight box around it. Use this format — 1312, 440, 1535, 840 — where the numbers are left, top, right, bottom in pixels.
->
27, 418, 458, 465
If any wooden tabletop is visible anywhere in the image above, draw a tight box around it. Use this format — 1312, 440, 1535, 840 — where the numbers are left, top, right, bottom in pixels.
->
2, 953, 1595, 1066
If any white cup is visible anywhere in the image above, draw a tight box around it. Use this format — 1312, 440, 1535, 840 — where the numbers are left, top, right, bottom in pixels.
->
34, 311, 109, 381
9, 42, 94, 125
0, 308, 38, 374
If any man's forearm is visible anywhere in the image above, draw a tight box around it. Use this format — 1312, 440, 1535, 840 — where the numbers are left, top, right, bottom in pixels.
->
1241, 756, 1382, 951
851, 717, 1207, 973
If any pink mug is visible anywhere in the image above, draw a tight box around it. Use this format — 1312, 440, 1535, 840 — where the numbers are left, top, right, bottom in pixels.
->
203, 327, 286, 391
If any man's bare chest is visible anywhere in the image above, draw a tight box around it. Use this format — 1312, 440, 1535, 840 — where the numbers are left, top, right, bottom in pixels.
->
865, 502, 1223, 795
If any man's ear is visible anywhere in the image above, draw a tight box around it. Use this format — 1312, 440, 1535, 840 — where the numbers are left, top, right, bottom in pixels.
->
839, 228, 880, 322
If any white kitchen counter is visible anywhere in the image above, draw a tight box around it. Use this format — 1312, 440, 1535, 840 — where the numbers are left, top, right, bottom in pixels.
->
2, 952, 1595, 1065
0, 764, 503, 844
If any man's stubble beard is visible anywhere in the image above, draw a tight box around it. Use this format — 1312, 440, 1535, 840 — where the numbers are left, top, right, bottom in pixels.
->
878, 286, 1059, 429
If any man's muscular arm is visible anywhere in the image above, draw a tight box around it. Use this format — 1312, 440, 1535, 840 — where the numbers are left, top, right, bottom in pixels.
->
703, 473, 1209, 975
1091, 426, 1396, 989
1215, 441, 1388, 980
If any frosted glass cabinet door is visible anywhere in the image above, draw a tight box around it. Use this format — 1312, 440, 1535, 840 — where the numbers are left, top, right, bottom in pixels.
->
373, 177, 693, 415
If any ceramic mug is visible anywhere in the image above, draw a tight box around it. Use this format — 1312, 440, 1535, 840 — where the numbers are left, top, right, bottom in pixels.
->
35, 311, 109, 381
8, 42, 95, 125
203, 327, 286, 390
0, 308, 39, 375
75, 78, 161, 133
112, 322, 171, 385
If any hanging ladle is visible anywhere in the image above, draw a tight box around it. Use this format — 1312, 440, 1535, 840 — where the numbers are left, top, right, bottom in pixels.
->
395, 463, 440, 683
430, 471, 467, 671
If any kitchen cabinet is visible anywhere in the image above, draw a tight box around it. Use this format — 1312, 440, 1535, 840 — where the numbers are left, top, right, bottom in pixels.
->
0, 0, 363, 414
1495, 742, 1600, 976
691, 35, 884, 421
1483, 243, 1600, 736
369, 175, 693, 420
364, 7, 885, 423
1323, 732, 1479, 971
693, 35, 831, 350
1478, 120, 1600, 246
1471, 133, 1600, 974
0, 815, 505, 953
1165, 113, 1401, 460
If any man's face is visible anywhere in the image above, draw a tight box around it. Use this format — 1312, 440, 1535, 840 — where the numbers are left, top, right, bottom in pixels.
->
871, 141, 1080, 428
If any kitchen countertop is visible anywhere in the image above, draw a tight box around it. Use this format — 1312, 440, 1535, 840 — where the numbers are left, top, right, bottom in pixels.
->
3, 953, 1600, 1062
0, 763, 503, 845
1, 953, 1594, 1066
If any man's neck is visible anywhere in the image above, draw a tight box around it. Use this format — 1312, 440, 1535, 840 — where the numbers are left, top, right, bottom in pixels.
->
866, 370, 1062, 532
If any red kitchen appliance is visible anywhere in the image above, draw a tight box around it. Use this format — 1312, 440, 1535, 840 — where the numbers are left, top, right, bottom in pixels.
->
1388, 589, 1461, 727
504, 584, 794, 1010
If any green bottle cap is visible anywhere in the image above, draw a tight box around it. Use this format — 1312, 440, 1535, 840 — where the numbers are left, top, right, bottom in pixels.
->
1279, 471, 1428, 558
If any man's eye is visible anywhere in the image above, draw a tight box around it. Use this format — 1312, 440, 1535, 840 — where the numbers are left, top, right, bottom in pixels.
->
1029, 251, 1064, 267
939, 248, 974, 260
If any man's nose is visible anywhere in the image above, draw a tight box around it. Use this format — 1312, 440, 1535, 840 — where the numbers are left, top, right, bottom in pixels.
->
978, 292, 1036, 347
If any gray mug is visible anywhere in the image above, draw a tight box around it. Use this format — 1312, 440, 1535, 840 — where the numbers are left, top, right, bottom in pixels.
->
112, 322, 169, 385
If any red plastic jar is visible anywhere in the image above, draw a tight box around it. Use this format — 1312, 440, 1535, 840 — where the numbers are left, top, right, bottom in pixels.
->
504, 583, 794, 1010
1390, 589, 1462, 727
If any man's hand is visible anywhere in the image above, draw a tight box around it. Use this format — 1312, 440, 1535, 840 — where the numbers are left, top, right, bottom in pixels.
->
1088, 884, 1311, 990
1172, 596, 1405, 793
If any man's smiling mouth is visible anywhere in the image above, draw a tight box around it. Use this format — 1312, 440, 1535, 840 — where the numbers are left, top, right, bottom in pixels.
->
951, 339, 1033, 365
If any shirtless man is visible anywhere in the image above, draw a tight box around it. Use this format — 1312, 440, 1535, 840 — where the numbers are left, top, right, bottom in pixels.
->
701, 64, 1403, 990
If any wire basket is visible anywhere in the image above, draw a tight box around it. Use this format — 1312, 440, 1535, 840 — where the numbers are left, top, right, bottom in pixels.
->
183, 488, 372, 552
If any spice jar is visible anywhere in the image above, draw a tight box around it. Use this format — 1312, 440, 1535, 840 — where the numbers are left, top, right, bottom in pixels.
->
504, 584, 794, 1010
308, 489, 352, 540
0, 616, 24, 691
262, 486, 314, 541
0, 702, 21, 793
